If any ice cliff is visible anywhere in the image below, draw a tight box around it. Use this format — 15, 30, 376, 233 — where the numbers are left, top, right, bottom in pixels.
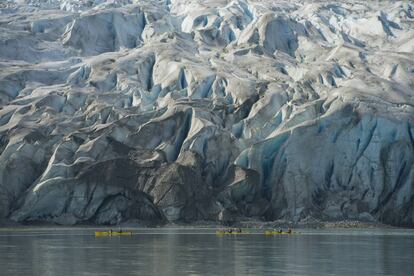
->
0, 0, 414, 226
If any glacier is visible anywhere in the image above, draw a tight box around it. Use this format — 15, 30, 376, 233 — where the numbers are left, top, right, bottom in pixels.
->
0, 0, 413, 226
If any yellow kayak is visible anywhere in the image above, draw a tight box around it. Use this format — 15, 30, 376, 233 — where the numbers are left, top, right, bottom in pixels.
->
264, 231, 299, 236
216, 231, 249, 236
95, 231, 133, 237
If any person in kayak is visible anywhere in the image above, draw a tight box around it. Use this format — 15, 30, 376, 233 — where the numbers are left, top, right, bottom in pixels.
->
278, 228, 283, 233
287, 229, 292, 234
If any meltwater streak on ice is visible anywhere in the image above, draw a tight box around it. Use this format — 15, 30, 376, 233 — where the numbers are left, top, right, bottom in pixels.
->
1, 229, 414, 276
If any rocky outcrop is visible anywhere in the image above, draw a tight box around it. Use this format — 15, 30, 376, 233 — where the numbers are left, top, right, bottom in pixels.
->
0, 0, 413, 226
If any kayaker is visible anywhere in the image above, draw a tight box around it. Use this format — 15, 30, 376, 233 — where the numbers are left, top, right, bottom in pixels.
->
287, 229, 292, 234
278, 228, 283, 233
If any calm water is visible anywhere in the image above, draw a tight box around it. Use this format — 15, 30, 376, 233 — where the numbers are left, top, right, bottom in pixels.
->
1, 228, 413, 276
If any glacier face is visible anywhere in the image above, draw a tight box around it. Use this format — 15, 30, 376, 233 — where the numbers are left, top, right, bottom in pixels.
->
0, 0, 414, 226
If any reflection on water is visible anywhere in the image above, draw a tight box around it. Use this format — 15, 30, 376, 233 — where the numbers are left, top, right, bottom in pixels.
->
1, 229, 414, 275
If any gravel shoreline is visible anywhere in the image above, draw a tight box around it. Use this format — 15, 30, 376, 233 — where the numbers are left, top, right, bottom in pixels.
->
0, 218, 403, 230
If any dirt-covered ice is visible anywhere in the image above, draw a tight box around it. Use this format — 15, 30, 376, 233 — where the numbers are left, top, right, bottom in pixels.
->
0, 0, 414, 226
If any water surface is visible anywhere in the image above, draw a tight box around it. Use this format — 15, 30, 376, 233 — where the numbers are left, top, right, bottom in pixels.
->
1, 228, 413, 275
